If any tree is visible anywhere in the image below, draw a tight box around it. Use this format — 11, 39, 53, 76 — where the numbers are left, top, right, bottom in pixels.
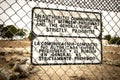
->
0, 24, 4, 36
109, 37, 120, 45
0, 24, 3, 29
1, 25, 18, 40
1, 25, 27, 40
16, 29, 27, 38
104, 35, 111, 41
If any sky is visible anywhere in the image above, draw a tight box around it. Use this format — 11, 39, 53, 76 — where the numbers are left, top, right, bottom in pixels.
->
0, 0, 120, 37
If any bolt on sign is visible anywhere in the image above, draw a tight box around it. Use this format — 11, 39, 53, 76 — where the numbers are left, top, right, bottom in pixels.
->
31, 7, 102, 65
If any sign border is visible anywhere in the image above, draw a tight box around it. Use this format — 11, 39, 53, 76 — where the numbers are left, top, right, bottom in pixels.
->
31, 7, 102, 65
32, 7, 102, 38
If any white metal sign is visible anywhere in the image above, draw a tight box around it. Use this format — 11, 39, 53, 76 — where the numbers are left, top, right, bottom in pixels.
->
32, 37, 101, 64
32, 8, 101, 37
31, 7, 102, 65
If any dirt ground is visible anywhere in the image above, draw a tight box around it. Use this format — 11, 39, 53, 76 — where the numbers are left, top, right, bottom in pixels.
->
0, 39, 30, 48
0, 40, 120, 80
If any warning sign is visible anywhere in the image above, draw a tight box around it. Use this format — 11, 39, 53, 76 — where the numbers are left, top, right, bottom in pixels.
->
32, 37, 101, 65
31, 7, 102, 65
32, 7, 101, 37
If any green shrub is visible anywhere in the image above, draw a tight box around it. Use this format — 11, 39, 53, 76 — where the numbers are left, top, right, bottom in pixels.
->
109, 37, 120, 45
104, 35, 111, 41
28, 32, 32, 40
1, 25, 18, 39
1, 24, 27, 40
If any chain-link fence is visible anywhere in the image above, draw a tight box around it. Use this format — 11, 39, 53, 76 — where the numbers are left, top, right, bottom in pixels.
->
0, 0, 120, 80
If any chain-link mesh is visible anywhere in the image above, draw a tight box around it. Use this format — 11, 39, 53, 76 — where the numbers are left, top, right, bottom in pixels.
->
0, 0, 120, 80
